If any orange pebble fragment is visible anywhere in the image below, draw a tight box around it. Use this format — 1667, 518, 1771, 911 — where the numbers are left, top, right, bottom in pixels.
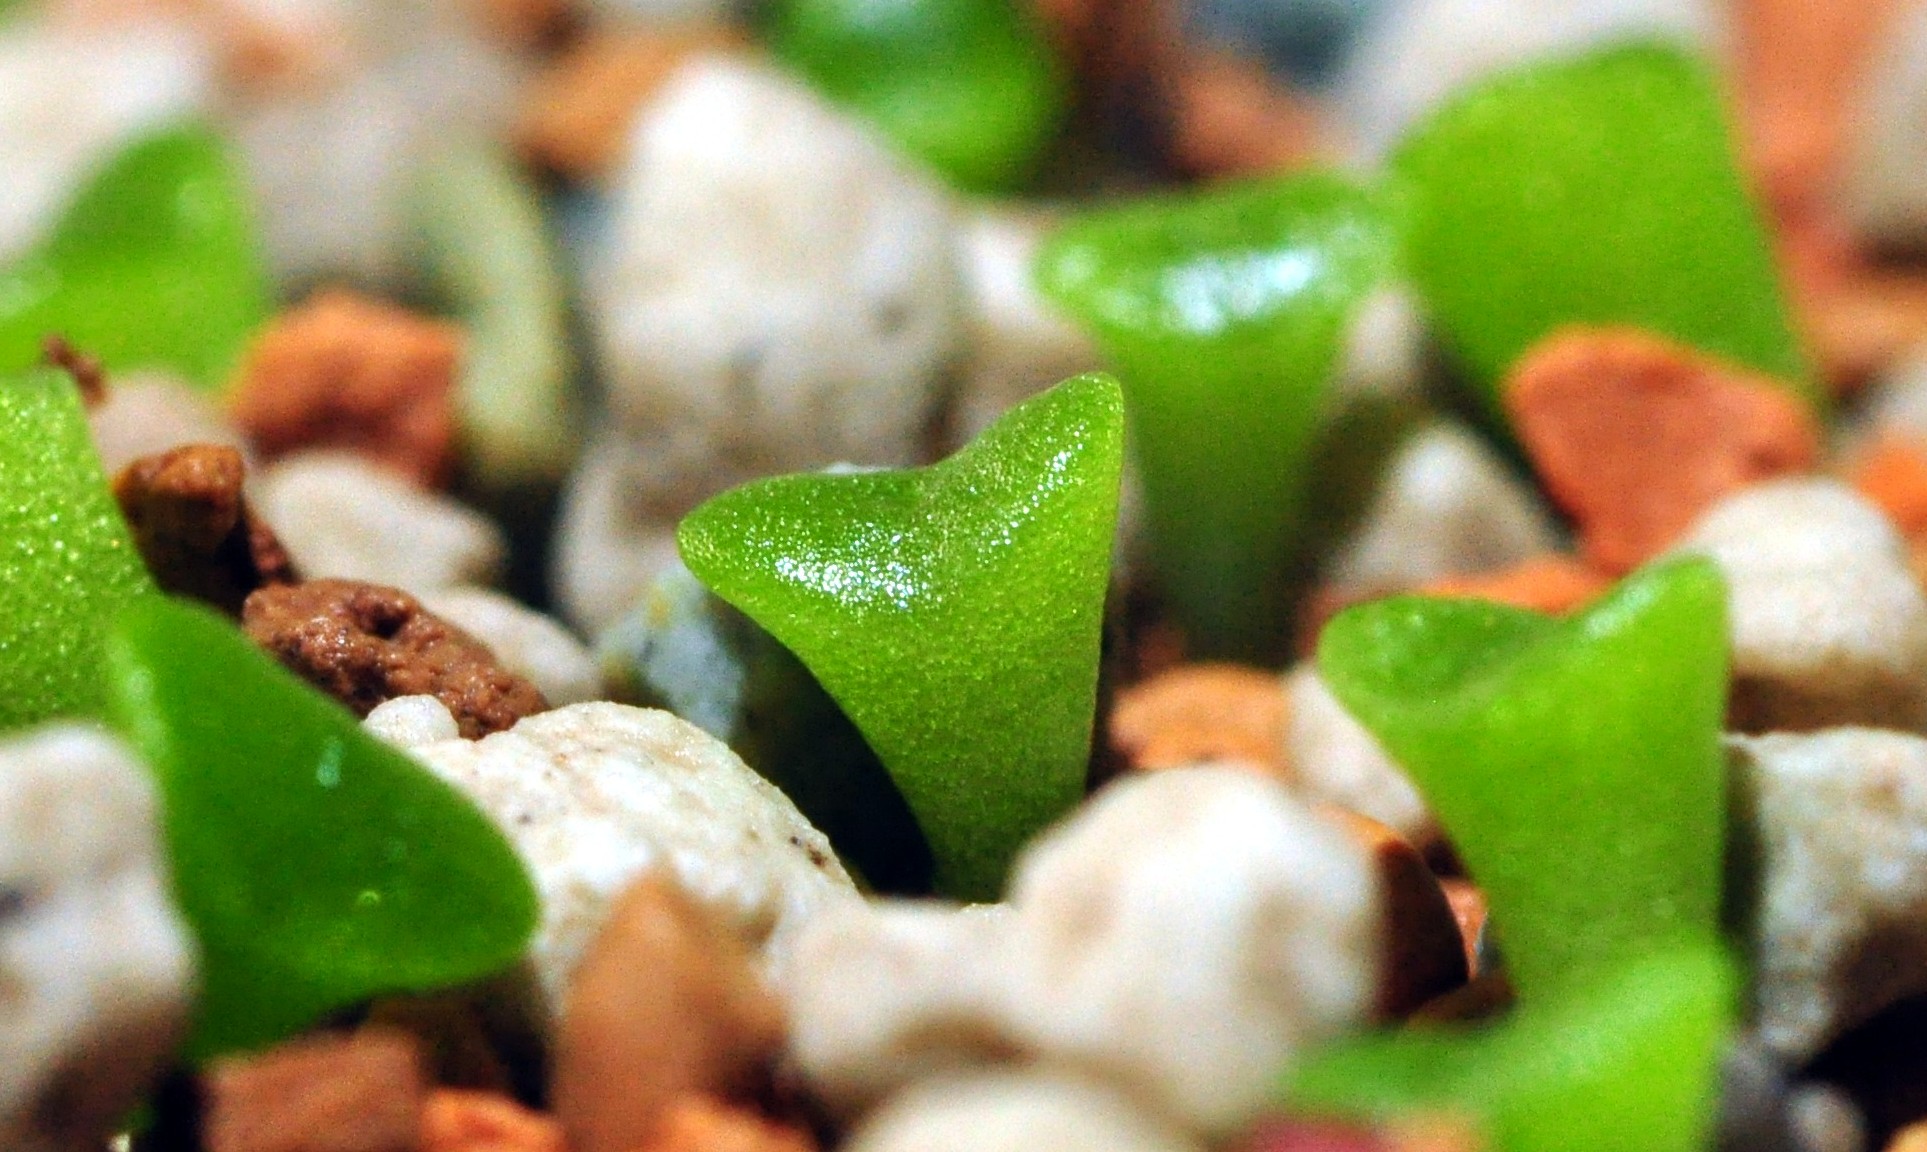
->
1439, 879, 1487, 979
1890, 1121, 1927, 1152
632, 1096, 816, 1152
1848, 433, 1927, 538
1419, 555, 1612, 617
422, 1090, 567, 1152
229, 291, 463, 488
1504, 327, 1820, 573
517, 30, 746, 181
1109, 662, 1288, 775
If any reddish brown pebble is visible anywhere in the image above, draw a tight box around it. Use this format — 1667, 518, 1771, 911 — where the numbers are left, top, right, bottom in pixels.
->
1322, 807, 1468, 1021
203, 1028, 426, 1152
1109, 662, 1289, 774
242, 578, 548, 738
553, 874, 787, 1152
635, 1096, 817, 1152
228, 291, 463, 488
517, 29, 745, 180
1504, 327, 1821, 573
115, 443, 298, 615
420, 1090, 567, 1152
1419, 555, 1611, 617
41, 334, 107, 406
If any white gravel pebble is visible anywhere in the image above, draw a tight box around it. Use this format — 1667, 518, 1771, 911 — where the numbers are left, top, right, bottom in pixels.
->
252, 450, 506, 594
0, 725, 195, 1152
786, 769, 1379, 1134
1675, 479, 1927, 734
1730, 728, 1927, 1062
589, 58, 962, 518
368, 698, 858, 1013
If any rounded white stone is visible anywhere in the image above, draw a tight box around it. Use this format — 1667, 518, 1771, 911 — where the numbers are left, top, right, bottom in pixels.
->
393, 701, 858, 1012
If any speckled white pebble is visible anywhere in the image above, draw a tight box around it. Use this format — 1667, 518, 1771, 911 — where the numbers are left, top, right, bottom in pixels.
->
786, 769, 1379, 1134
371, 699, 857, 1013
589, 58, 962, 518
0, 724, 195, 1152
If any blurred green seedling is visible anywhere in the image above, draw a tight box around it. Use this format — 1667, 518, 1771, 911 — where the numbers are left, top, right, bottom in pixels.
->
1285, 945, 1735, 1152
105, 596, 538, 1060
678, 373, 1124, 901
1393, 41, 1814, 423
1317, 556, 1729, 1004
0, 124, 270, 390
1037, 173, 1399, 663
767, 0, 1066, 192
0, 366, 152, 730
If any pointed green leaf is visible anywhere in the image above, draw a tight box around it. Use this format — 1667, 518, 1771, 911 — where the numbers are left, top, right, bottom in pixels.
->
1285, 945, 1734, 1152
0, 367, 153, 729
0, 124, 271, 389
1316, 557, 1728, 1002
104, 596, 539, 1059
1393, 42, 1813, 422
678, 373, 1124, 900
1037, 174, 1399, 662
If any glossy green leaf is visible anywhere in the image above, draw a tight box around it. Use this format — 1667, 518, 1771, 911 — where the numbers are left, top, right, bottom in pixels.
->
104, 596, 539, 1059
599, 562, 933, 894
1037, 174, 1398, 662
1316, 556, 1728, 1003
768, 0, 1066, 192
0, 124, 270, 389
0, 367, 153, 729
1285, 945, 1734, 1152
1393, 42, 1813, 422
678, 373, 1124, 900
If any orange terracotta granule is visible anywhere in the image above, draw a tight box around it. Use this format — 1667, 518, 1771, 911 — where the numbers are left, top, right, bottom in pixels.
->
632, 1096, 817, 1152
1108, 663, 1289, 775
517, 29, 746, 181
204, 1029, 425, 1152
1419, 555, 1613, 617
421, 1089, 567, 1152
1848, 432, 1927, 538
228, 290, 463, 488
1439, 879, 1487, 980
1504, 327, 1820, 573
